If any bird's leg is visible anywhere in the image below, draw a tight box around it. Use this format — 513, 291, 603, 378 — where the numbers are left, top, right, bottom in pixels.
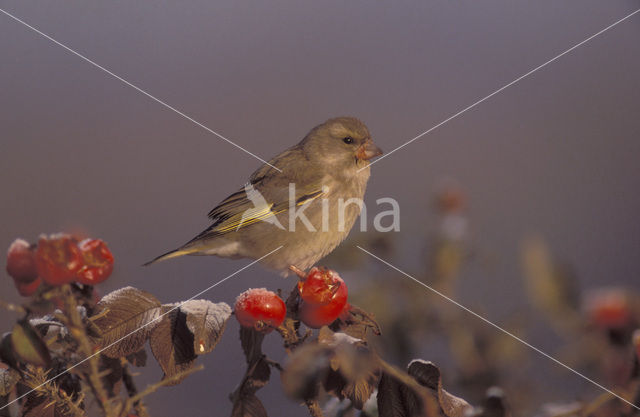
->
288, 265, 307, 279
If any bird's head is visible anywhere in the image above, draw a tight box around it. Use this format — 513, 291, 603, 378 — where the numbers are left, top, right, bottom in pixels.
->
300, 117, 383, 172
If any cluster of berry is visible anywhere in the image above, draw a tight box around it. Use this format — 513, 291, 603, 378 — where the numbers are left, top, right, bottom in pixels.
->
6, 234, 114, 296
235, 267, 349, 332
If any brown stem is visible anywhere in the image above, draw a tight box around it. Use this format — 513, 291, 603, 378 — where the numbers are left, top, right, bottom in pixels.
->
346, 304, 382, 335
289, 265, 307, 279
118, 365, 204, 417
61, 284, 115, 416
21, 367, 86, 417
0, 299, 26, 315
121, 363, 138, 399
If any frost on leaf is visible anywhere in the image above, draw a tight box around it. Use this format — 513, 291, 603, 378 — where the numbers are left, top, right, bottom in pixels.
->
149, 300, 231, 385
181, 299, 231, 355
91, 286, 162, 358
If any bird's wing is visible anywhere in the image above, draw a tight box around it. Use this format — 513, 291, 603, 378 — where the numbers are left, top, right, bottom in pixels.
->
193, 147, 325, 240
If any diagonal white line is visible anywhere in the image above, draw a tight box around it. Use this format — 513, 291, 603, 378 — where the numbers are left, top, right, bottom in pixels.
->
363, 7, 640, 171
0, 245, 282, 411
357, 245, 640, 410
0, 7, 282, 173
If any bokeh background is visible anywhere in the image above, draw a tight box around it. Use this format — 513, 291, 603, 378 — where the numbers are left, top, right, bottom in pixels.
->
1, 0, 639, 415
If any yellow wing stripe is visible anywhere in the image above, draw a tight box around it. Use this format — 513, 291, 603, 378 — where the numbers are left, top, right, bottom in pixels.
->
213, 190, 325, 234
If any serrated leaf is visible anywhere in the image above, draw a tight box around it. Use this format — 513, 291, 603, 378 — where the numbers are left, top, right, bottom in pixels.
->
149, 306, 196, 385
148, 300, 231, 385
180, 300, 231, 355
11, 320, 51, 368
91, 286, 162, 358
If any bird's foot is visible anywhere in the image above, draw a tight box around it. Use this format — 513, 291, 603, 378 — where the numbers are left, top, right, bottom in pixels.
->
288, 265, 307, 279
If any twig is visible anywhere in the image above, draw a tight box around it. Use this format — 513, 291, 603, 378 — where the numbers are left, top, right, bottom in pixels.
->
60, 284, 115, 416
121, 361, 149, 417
580, 391, 615, 416
0, 299, 26, 315
21, 367, 85, 417
117, 365, 204, 417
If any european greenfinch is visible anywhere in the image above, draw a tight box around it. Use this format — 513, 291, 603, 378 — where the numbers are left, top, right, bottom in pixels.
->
145, 117, 382, 274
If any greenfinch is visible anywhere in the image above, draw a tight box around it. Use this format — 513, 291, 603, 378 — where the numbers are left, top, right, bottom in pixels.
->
145, 117, 382, 274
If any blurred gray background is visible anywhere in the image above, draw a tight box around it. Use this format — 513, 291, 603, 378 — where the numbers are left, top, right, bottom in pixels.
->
1, 0, 639, 415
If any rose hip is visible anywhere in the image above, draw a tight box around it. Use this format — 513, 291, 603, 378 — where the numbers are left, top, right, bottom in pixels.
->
235, 288, 286, 333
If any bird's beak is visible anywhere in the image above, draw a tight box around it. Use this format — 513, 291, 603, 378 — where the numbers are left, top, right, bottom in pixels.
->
356, 139, 383, 160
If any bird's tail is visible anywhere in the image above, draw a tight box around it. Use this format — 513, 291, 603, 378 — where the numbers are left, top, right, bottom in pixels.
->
143, 246, 199, 266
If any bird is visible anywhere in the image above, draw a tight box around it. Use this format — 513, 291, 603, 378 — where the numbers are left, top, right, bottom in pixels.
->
144, 117, 382, 275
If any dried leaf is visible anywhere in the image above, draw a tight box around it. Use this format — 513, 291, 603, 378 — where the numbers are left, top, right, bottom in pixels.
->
240, 327, 266, 364
321, 331, 378, 409
231, 393, 268, 417
330, 304, 382, 340
231, 326, 272, 417
11, 320, 51, 368
281, 343, 331, 400
99, 355, 124, 397
282, 329, 379, 409
407, 360, 472, 417
477, 387, 508, 417
148, 300, 230, 384
406, 360, 440, 390
149, 306, 196, 385
377, 371, 423, 417
126, 348, 147, 367
92, 286, 162, 358
237, 328, 271, 391
181, 300, 231, 355
340, 373, 377, 410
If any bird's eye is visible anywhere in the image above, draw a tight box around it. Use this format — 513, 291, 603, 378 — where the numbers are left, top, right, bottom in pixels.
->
343, 136, 354, 144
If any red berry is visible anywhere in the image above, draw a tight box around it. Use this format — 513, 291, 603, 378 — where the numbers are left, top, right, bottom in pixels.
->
235, 288, 286, 332
6, 239, 38, 283
14, 276, 42, 297
297, 267, 343, 306
76, 239, 114, 285
298, 271, 348, 329
435, 181, 466, 214
35, 234, 83, 285
586, 289, 632, 329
